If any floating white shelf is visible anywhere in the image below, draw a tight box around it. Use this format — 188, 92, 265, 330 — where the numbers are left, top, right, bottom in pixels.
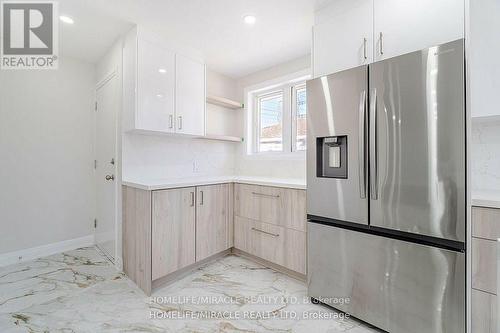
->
206, 95, 243, 109
197, 134, 243, 142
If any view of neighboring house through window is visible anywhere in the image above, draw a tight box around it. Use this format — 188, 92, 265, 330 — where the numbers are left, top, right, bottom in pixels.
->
294, 84, 307, 151
258, 91, 284, 152
253, 80, 307, 153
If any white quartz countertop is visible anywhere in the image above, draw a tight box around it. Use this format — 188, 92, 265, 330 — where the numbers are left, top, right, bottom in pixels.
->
122, 176, 306, 191
472, 190, 500, 209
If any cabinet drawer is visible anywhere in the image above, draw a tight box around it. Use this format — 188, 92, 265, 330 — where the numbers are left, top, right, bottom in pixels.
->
472, 237, 497, 294
234, 217, 285, 265
235, 184, 306, 231
234, 217, 306, 274
473, 207, 500, 240
472, 289, 497, 333
235, 184, 286, 226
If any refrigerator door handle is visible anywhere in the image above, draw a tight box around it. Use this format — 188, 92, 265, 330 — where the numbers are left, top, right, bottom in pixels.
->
358, 90, 367, 199
369, 89, 378, 200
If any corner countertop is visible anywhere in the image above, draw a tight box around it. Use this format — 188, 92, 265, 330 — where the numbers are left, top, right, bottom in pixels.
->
122, 176, 306, 191
472, 190, 500, 209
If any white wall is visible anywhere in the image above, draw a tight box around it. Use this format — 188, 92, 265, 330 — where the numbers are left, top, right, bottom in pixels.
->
122, 69, 238, 181
206, 70, 242, 138
471, 118, 500, 191
0, 57, 96, 255
234, 55, 310, 179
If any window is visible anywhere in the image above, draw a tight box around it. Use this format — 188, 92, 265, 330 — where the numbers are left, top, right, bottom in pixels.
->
257, 91, 283, 152
252, 81, 307, 154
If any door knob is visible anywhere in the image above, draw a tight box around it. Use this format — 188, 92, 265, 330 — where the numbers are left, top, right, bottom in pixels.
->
105, 175, 114, 181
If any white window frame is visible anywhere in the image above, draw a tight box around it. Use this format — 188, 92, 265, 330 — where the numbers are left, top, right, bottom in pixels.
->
250, 79, 307, 155
291, 83, 307, 152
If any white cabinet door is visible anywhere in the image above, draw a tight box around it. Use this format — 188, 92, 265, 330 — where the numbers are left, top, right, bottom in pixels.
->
313, 0, 373, 77
470, 0, 500, 117
374, 0, 464, 61
137, 38, 176, 132
175, 54, 205, 136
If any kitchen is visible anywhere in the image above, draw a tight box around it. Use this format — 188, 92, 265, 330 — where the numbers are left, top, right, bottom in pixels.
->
0, 0, 499, 332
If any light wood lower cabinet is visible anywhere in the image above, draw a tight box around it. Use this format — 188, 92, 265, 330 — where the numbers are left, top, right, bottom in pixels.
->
472, 237, 497, 294
234, 217, 306, 275
124, 182, 306, 293
233, 182, 307, 276
472, 289, 497, 333
196, 184, 233, 261
235, 183, 306, 232
472, 206, 500, 331
123, 184, 233, 294
152, 188, 196, 280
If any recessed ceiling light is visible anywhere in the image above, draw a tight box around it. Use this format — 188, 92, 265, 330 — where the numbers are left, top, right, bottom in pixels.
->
158, 68, 167, 74
243, 15, 256, 25
156, 94, 164, 98
59, 16, 74, 24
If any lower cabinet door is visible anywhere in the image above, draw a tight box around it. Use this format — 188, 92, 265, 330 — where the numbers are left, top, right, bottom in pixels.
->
196, 184, 231, 261
472, 289, 497, 333
152, 187, 196, 280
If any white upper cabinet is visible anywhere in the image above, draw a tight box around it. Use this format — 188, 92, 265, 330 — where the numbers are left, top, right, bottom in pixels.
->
313, 0, 464, 76
313, 0, 373, 78
175, 54, 206, 136
373, 0, 464, 61
137, 38, 175, 132
123, 27, 206, 136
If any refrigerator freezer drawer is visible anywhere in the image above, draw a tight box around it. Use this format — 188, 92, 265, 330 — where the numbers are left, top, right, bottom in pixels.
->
308, 222, 465, 333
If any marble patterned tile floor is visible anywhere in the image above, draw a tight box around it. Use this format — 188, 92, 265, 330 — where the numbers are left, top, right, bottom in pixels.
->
0, 247, 382, 333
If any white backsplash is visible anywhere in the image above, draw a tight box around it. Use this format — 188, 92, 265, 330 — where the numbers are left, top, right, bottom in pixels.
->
122, 133, 236, 181
471, 118, 500, 191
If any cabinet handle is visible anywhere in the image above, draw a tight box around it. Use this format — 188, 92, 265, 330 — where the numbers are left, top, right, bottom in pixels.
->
251, 192, 280, 198
178, 116, 182, 130
169, 115, 173, 129
251, 227, 279, 237
379, 32, 384, 55
363, 37, 367, 60
199, 190, 204, 205
190, 192, 195, 206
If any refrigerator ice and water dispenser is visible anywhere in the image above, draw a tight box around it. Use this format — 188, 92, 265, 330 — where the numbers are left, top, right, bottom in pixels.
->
316, 136, 347, 179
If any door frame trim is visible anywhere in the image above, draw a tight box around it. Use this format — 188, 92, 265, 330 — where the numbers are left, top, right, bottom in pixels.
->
94, 70, 120, 263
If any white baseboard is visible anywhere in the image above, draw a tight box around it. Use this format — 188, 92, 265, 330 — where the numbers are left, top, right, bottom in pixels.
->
0, 235, 95, 267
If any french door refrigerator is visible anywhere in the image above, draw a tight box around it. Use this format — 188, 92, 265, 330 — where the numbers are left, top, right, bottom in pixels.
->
306, 39, 466, 333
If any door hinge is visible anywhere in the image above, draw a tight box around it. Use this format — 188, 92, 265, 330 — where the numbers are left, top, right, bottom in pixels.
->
94, 219, 97, 228
94, 101, 97, 111
94, 160, 97, 169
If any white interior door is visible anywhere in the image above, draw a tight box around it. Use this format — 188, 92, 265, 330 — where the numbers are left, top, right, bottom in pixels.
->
95, 74, 118, 261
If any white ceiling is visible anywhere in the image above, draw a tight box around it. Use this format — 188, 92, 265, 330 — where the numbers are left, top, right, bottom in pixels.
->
60, 0, 328, 77
59, 1, 133, 63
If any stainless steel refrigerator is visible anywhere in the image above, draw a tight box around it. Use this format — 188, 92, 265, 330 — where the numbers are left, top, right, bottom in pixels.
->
306, 39, 466, 333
